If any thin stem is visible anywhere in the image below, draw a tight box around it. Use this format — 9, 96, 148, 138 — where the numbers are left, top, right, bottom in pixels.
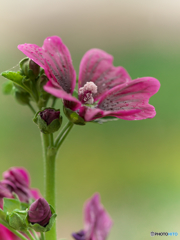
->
55, 121, 73, 148
41, 233, 45, 240
31, 229, 39, 240
49, 133, 54, 147
56, 122, 74, 150
28, 102, 36, 114
24, 230, 35, 240
41, 132, 57, 240
51, 97, 56, 108
0, 219, 28, 240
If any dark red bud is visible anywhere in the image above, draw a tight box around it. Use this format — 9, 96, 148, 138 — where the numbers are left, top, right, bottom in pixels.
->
39, 109, 60, 126
28, 198, 52, 226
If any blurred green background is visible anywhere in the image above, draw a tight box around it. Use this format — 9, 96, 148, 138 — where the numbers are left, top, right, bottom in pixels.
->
0, 0, 180, 239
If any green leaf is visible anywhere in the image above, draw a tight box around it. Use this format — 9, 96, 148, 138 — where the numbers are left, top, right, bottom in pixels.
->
1, 71, 24, 83
1, 71, 29, 92
8, 211, 28, 231
63, 107, 85, 125
0, 209, 6, 221
3, 198, 21, 213
2, 81, 13, 95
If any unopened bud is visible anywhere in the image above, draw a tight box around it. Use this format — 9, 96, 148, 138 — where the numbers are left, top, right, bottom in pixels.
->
14, 91, 30, 105
33, 108, 62, 134
28, 198, 52, 226
29, 60, 40, 77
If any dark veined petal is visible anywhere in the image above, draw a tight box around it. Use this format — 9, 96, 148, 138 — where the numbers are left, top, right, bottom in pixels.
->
18, 36, 76, 94
44, 81, 81, 111
78, 49, 131, 100
18, 44, 44, 68
97, 77, 160, 120
42, 36, 76, 94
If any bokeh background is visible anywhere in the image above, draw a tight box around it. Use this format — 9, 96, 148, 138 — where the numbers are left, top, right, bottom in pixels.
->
0, 0, 180, 239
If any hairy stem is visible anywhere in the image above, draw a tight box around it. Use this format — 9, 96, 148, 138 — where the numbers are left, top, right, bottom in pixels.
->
41, 133, 57, 240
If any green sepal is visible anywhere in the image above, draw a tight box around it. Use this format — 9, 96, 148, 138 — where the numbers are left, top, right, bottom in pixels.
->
7, 210, 28, 231
3, 198, 21, 213
92, 116, 118, 124
19, 57, 29, 74
14, 91, 30, 105
0, 209, 6, 221
29, 205, 57, 232
63, 107, 85, 125
2, 81, 13, 95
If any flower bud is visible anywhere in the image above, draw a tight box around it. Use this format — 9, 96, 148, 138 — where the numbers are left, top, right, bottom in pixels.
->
19, 58, 29, 76
28, 198, 52, 226
14, 91, 30, 105
29, 60, 40, 77
33, 108, 62, 134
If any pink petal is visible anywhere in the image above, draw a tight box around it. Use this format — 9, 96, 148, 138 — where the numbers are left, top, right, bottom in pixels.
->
0, 225, 19, 240
30, 189, 41, 200
44, 82, 81, 111
79, 106, 105, 122
98, 77, 160, 120
84, 193, 112, 240
18, 36, 76, 94
42, 36, 76, 94
79, 49, 131, 100
18, 44, 44, 68
3, 168, 30, 187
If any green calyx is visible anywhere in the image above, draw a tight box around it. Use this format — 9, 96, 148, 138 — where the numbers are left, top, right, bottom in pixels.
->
33, 108, 62, 134
29, 205, 57, 232
19, 58, 40, 80
63, 107, 85, 125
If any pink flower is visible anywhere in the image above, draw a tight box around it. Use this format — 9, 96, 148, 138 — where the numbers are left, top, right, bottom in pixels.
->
72, 193, 112, 240
0, 225, 19, 240
0, 167, 40, 204
0, 168, 41, 240
18, 36, 160, 122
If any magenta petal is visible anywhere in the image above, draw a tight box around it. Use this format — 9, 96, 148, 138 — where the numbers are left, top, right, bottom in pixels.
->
84, 193, 112, 240
18, 44, 44, 68
42, 36, 76, 94
30, 189, 41, 200
98, 77, 160, 120
0, 224, 19, 240
79, 106, 105, 122
79, 49, 131, 100
44, 82, 81, 111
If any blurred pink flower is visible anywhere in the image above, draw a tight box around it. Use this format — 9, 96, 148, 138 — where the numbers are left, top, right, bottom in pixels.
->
0, 167, 40, 205
0, 225, 19, 240
18, 36, 160, 122
72, 193, 112, 240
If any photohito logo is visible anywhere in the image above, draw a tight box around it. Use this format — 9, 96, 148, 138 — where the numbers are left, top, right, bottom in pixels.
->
150, 232, 178, 237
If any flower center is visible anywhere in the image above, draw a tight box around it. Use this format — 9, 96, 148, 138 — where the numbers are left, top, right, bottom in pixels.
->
79, 82, 98, 105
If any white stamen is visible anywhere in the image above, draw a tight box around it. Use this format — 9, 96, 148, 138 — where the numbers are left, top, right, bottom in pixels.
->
79, 82, 98, 104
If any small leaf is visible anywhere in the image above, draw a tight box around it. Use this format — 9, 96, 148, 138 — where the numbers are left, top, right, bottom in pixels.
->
1, 71, 28, 92
3, 198, 21, 213
0, 209, 6, 221
8, 211, 27, 231
2, 81, 13, 95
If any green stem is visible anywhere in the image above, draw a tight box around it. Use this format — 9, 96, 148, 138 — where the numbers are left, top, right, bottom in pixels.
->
31, 229, 39, 240
56, 122, 74, 150
51, 97, 56, 108
0, 219, 28, 240
28, 103, 36, 114
41, 133, 57, 240
41, 233, 45, 240
24, 230, 35, 240
55, 121, 74, 148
